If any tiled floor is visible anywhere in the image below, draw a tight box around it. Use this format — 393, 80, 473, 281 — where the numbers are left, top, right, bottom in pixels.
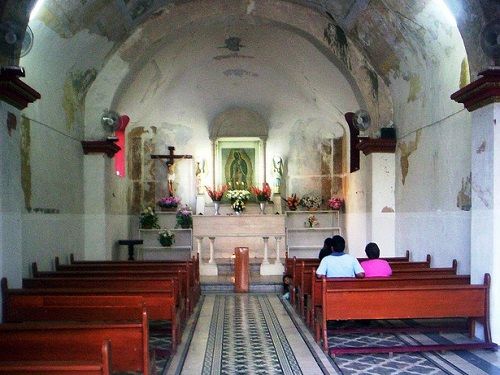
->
165, 293, 500, 375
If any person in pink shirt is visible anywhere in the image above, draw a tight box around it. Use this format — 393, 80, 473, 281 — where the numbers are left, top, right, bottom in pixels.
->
360, 242, 392, 277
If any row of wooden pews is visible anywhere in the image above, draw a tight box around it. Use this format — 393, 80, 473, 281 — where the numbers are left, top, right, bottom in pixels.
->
284, 251, 497, 356
1, 254, 201, 374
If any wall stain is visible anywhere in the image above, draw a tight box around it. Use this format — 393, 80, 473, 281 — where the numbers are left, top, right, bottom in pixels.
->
20, 116, 31, 210
365, 66, 379, 100
213, 53, 255, 61
457, 173, 471, 211
472, 183, 492, 209
476, 141, 486, 154
398, 129, 421, 185
381, 206, 394, 213
62, 69, 97, 129
407, 74, 421, 102
223, 69, 258, 78
459, 57, 470, 89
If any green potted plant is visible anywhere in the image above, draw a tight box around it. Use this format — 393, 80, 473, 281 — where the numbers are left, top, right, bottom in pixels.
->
140, 207, 160, 229
176, 205, 193, 229
158, 229, 175, 247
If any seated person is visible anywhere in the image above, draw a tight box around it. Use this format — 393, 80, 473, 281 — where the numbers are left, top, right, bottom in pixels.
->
282, 274, 292, 300
316, 235, 365, 278
318, 237, 333, 260
360, 242, 392, 277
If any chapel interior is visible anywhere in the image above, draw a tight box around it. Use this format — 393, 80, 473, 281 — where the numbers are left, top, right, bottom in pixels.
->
0, 0, 499, 374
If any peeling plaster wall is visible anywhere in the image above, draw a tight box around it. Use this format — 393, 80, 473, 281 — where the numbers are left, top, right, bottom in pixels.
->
0, 103, 24, 303
381, 2, 473, 272
108, 22, 361, 223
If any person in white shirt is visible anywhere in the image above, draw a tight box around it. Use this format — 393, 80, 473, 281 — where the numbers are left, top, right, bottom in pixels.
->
316, 235, 365, 278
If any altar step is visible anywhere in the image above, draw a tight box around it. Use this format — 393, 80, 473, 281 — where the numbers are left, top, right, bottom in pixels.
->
214, 258, 265, 276
200, 274, 284, 294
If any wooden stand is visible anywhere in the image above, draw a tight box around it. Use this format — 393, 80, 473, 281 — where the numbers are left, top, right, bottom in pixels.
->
234, 247, 249, 293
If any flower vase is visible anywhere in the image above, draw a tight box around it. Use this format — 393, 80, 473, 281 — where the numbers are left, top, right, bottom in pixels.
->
160, 206, 177, 212
259, 201, 267, 214
214, 201, 221, 215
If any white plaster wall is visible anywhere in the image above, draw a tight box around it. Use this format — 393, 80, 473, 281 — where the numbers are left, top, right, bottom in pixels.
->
395, 110, 471, 272
391, 2, 471, 270
0, 103, 24, 285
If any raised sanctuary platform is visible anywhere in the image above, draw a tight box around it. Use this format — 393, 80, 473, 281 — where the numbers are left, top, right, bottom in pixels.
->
193, 210, 286, 276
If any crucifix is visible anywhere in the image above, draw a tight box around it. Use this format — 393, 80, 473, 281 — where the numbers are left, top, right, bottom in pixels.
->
151, 146, 193, 196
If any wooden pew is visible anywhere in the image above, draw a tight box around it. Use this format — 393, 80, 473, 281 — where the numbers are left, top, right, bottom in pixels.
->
287, 251, 414, 305
0, 340, 111, 375
0, 309, 152, 374
307, 268, 471, 333
19, 276, 183, 339
318, 273, 497, 354
295, 256, 441, 317
54, 257, 200, 311
32, 264, 193, 316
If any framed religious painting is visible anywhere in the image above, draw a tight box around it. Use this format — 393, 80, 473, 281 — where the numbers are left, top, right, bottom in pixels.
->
214, 138, 264, 190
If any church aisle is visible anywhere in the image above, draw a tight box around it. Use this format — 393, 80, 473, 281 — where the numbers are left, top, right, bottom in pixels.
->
166, 293, 500, 375
167, 294, 337, 374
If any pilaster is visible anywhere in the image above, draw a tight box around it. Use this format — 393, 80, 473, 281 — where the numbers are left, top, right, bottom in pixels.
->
451, 67, 500, 342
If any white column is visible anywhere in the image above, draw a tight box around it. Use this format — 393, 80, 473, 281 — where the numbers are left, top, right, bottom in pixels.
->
274, 236, 282, 264
367, 152, 395, 257
84, 154, 112, 260
469, 101, 500, 342
261, 236, 285, 275
262, 236, 270, 265
199, 236, 218, 275
196, 236, 203, 256
451, 68, 500, 343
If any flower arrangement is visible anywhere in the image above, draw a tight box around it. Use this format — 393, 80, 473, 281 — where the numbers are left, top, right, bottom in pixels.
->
157, 196, 181, 208
284, 194, 300, 211
158, 229, 175, 247
205, 185, 228, 201
176, 205, 192, 229
300, 194, 322, 210
232, 199, 246, 213
305, 214, 319, 228
251, 183, 272, 202
327, 197, 344, 210
140, 207, 160, 229
226, 189, 251, 202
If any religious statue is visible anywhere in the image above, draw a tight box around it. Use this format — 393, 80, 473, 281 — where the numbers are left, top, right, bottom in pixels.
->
230, 151, 248, 188
273, 156, 283, 193
195, 159, 206, 195
167, 163, 176, 197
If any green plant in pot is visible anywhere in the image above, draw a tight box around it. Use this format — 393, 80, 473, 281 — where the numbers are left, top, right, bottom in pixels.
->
140, 207, 160, 229
158, 229, 175, 247
176, 205, 193, 229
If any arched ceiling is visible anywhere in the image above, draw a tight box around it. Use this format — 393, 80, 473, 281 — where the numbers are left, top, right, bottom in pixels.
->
1, 0, 497, 138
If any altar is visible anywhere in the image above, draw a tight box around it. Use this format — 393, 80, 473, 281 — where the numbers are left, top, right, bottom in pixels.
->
192, 210, 286, 276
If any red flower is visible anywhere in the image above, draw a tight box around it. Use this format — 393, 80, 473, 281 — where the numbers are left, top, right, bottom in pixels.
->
251, 183, 272, 201
205, 185, 228, 201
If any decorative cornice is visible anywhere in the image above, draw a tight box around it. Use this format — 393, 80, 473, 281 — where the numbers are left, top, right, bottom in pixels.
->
81, 139, 121, 158
0, 73, 41, 110
357, 138, 396, 155
450, 67, 500, 112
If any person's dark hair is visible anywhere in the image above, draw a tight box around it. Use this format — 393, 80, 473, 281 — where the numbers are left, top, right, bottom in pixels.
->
365, 242, 380, 259
323, 237, 333, 249
331, 235, 345, 252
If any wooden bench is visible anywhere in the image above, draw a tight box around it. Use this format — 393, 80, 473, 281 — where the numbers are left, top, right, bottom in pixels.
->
0, 309, 152, 374
19, 276, 183, 338
287, 251, 415, 305
318, 273, 497, 355
31, 265, 192, 316
0, 340, 111, 375
307, 269, 471, 335
54, 257, 200, 311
